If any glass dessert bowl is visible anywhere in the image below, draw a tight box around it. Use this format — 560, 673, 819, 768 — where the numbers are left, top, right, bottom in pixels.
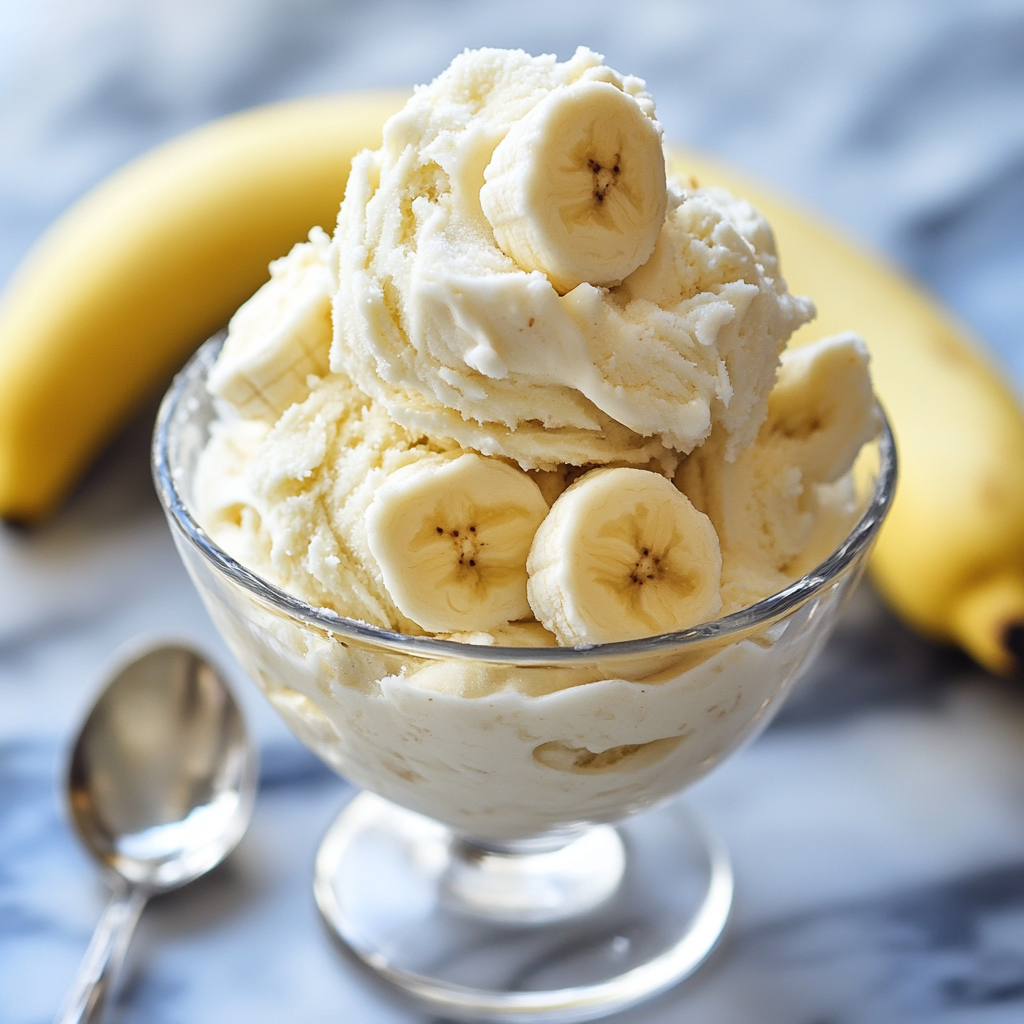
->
154, 335, 896, 1023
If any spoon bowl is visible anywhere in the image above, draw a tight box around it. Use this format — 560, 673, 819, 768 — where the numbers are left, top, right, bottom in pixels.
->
57, 642, 258, 1024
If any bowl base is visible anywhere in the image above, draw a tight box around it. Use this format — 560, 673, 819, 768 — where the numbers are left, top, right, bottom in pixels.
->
314, 793, 732, 1023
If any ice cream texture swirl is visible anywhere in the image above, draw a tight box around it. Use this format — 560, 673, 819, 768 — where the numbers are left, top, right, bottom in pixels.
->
331, 46, 814, 469
197, 46, 876, 646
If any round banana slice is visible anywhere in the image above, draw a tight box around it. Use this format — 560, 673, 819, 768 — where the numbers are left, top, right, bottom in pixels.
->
767, 332, 881, 483
480, 80, 667, 294
527, 468, 722, 645
365, 453, 549, 633
208, 236, 333, 420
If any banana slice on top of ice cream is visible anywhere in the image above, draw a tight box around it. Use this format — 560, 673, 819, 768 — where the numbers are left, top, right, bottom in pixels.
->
677, 332, 880, 613
366, 453, 549, 633
527, 467, 723, 645
332, 46, 814, 470
765, 332, 880, 483
480, 79, 668, 294
208, 229, 333, 420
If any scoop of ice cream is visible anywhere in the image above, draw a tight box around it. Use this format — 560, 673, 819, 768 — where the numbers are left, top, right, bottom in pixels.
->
196, 48, 869, 645
331, 46, 813, 470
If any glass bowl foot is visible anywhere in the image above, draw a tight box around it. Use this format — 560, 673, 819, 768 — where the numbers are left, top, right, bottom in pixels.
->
314, 793, 732, 1023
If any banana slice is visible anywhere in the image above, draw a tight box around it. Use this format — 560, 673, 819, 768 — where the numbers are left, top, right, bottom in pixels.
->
207, 232, 333, 419
767, 332, 880, 483
480, 80, 667, 294
527, 467, 722, 645
365, 453, 549, 632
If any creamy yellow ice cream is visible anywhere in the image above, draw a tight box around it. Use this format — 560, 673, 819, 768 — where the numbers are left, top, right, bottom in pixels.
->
332, 47, 813, 470
196, 44, 880, 646
187, 46, 883, 841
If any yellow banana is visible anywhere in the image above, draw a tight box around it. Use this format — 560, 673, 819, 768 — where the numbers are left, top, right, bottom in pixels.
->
2, 91, 1020, 674
0, 90, 407, 523
668, 151, 1024, 676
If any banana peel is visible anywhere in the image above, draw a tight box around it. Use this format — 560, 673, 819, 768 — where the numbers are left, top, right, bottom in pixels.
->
2, 91, 1023, 675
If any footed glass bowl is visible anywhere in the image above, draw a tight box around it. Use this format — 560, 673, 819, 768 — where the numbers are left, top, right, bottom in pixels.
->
153, 336, 896, 1023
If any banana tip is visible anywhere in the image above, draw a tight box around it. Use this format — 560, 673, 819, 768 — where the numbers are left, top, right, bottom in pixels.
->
0, 514, 33, 532
1004, 623, 1024, 678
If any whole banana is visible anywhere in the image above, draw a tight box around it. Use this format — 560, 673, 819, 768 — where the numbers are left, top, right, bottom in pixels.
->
2, 92, 1021, 674
0, 90, 407, 523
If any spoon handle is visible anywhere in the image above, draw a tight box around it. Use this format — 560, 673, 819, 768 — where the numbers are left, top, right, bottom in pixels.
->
54, 885, 148, 1024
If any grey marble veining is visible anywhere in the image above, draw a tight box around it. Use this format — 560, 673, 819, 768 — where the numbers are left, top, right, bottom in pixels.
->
3, 2, 1024, 1022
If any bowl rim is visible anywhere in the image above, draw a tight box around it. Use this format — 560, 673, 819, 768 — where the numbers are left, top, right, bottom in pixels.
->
152, 334, 897, 665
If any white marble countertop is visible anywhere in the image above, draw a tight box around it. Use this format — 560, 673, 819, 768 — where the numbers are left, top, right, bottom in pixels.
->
3, 2, 1024, 1021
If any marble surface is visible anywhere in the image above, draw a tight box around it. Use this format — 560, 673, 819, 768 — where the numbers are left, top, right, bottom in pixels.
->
3, 2, 1024, 1021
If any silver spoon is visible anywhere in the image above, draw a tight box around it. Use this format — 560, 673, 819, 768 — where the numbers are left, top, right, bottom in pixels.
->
55, 642, 259, 1024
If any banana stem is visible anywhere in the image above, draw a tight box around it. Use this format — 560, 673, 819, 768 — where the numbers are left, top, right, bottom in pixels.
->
949, 574, 1024, 676
1003, 625, 1024, 678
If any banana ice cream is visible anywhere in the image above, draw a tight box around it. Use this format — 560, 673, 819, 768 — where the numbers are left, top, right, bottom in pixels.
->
188, 47, 881, 838
333, 47, 812, 469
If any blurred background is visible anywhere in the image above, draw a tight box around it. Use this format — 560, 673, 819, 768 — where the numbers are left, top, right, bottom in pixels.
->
3, 2, 1024, 1022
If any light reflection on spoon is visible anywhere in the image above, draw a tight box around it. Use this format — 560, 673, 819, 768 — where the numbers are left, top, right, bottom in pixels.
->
55, 642, 258, 1024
